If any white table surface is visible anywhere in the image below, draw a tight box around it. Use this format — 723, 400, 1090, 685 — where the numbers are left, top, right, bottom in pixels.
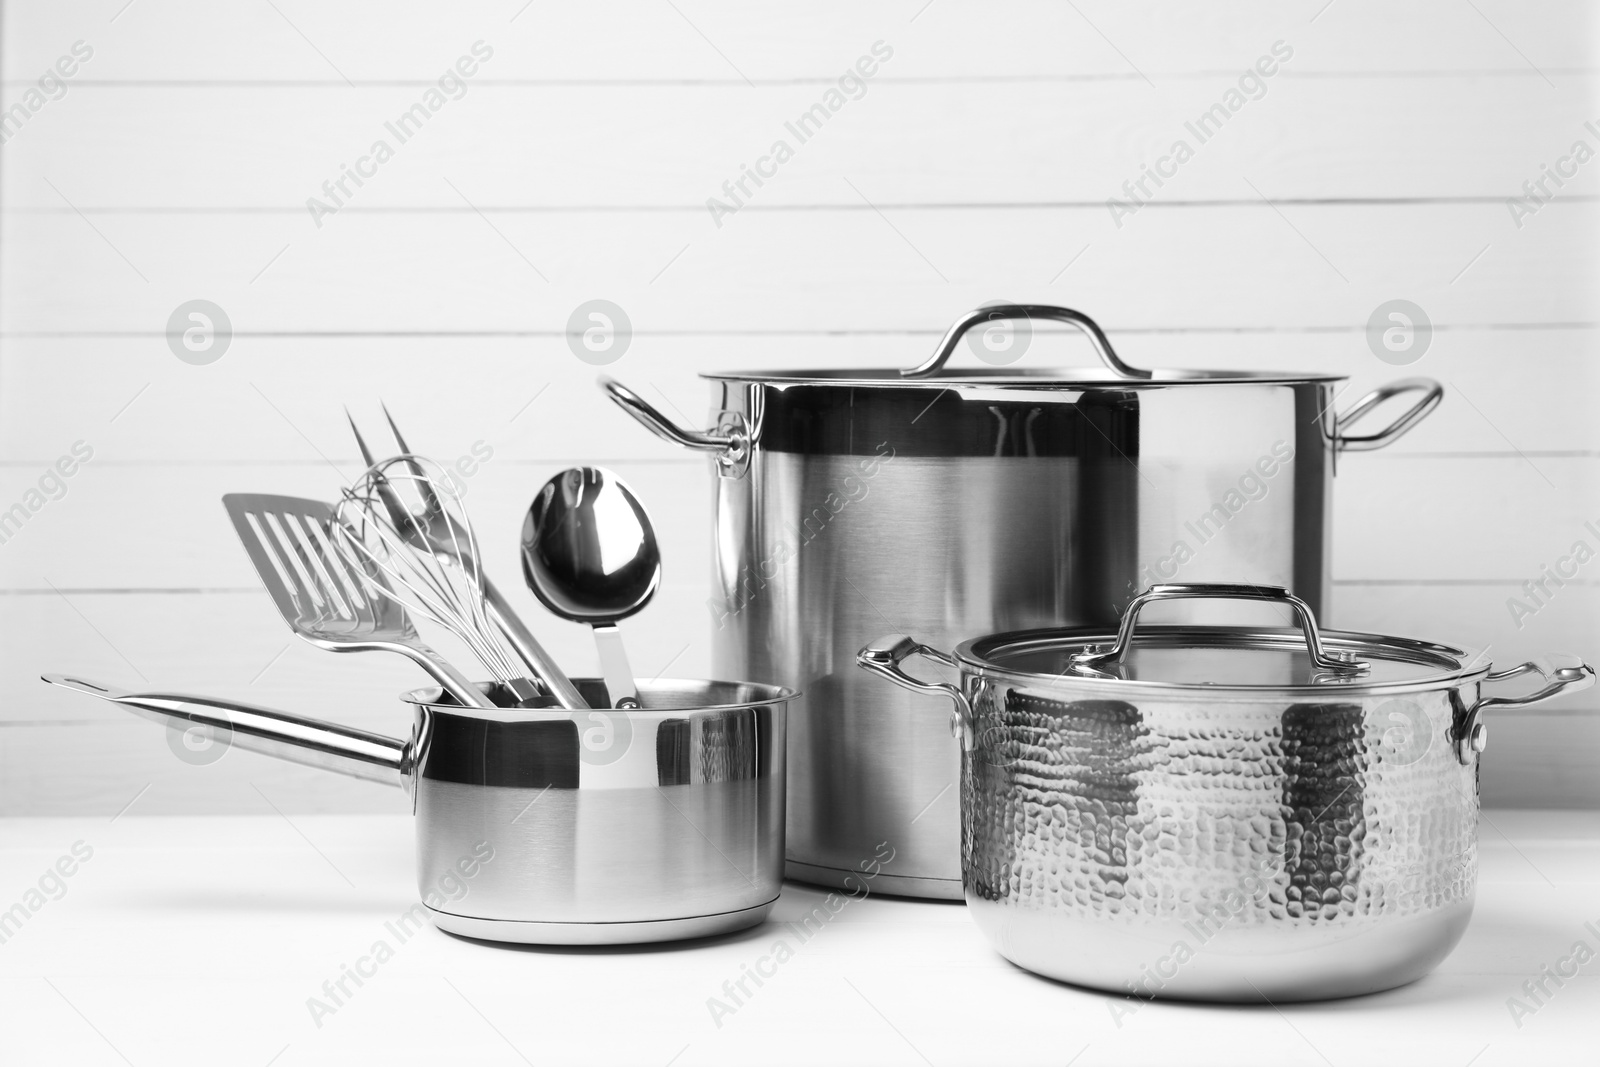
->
2, 810, 1596, 1067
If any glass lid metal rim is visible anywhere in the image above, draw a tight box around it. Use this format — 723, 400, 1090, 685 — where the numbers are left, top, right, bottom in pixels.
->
956, 625, 1484, 691
962, 673, 1488, 696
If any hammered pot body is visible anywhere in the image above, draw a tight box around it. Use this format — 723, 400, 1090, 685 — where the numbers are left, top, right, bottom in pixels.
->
706, 377, 1341, 898
960, 672, 1479, 1000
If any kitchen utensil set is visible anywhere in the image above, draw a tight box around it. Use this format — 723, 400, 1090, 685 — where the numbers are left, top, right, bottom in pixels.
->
44, 303, 1590, 988
333, 453, 545, 706
223, 493, 496, 709
219, 406, 661, 712
346, 408, 592, 710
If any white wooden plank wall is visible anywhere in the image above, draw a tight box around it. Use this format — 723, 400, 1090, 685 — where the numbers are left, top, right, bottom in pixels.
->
1, 1, 1596, 813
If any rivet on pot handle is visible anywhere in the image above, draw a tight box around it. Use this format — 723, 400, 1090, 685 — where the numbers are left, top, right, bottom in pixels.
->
903, 305, 1154, 380
1071, 583, 1369, 673
1456, 655, 1596, 764
1335, 378, 1444, 453
857, 635, 974, 747
599, 377, 751, 476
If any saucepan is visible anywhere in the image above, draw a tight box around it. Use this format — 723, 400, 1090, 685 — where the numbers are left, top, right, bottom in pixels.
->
857, 583, 1593, 1001
44, 674, 791, 945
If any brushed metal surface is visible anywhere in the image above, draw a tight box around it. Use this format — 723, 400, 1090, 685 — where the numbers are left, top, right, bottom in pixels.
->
407, 683, 788, 931
707, 380, 1339, 895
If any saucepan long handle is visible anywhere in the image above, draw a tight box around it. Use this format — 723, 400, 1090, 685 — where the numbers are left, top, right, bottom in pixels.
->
42, 674, 410, 790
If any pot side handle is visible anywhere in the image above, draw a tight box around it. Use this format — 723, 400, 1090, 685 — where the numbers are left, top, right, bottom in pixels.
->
1456, 655, 1596, 763
598, 377, 748, 462
1335, 378, 1444, 453
41, 674, 410, 790
856, 636, 973, 745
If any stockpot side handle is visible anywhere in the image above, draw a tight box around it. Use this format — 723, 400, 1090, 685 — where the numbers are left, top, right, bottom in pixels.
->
1456, 656, 1596, 763
41, 674, 410, 790
1335, 378, 1443, 453
1069, 583, 1369, 673
856, 636, 974, 745
903, 305, 1153, 380
598, 377, 747, 457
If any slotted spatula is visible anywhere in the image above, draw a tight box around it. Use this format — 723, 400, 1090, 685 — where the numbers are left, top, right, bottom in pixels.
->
223, 493, 496, 709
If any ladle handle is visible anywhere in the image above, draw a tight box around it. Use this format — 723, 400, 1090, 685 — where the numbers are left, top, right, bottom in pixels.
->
482, 578, 590, 710
591, 623, 640, 708
41, 674, 410, 790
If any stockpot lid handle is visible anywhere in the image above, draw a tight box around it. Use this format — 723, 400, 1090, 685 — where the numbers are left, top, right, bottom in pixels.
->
903, 305, 1154, 380
1069, 583, 1371, 675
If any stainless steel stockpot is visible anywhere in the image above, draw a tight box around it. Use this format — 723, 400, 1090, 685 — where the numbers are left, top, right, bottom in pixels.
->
45, 675, 791, 945
605, 304, 1444, 900
857, 584, 1594, 1000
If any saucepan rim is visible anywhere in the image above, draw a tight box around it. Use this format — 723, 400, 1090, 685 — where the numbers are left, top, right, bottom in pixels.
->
700, 367, 1346, 386
400, 677, 799, 722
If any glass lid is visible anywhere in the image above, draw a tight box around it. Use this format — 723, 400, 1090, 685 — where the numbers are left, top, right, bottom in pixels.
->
960, 584, 1484, 693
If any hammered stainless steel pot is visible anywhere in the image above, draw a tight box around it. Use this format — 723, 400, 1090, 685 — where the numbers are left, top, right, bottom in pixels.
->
857, 583, 1594, 1000
604, 304, 1444, 900
44, 675, 791, 945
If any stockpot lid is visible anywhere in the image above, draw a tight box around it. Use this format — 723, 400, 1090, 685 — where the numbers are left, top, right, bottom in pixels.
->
701, 366, 1345, 386
602, 306, 1443, 471
958, 583, 1489, 697
702, 305, 1344, 387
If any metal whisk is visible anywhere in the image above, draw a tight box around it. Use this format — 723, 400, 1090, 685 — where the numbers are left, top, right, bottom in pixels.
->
332, 454, 542, 705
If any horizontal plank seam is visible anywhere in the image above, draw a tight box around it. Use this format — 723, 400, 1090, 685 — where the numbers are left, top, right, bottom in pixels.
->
9, 711, 1600, 729
1354, 451, 1600, 459
7, 198, 1599, 214
3, 323, 1594, 339
0, 453, 1594, 468
5, 579, 1599, 595
2, 70, 1596, 88
0, 457, 711, 467
1334, 578, 1600, 586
